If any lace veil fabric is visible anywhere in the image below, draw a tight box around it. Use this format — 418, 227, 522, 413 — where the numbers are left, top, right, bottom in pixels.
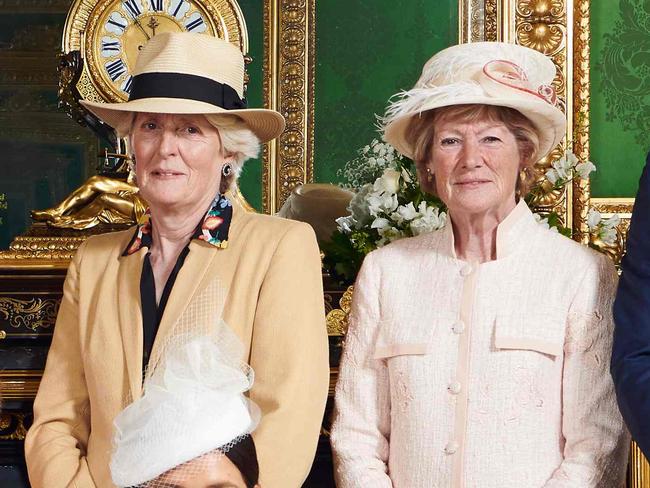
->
110, 280, 260, 487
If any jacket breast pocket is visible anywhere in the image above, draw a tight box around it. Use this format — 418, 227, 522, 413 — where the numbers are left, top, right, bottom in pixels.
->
494, 312, 566, 359
371, 314, 448, 360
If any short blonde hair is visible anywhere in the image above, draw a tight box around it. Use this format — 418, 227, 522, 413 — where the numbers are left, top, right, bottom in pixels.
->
406, 104, 540, 197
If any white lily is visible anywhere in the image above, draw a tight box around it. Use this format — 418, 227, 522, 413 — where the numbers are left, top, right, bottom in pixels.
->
587, 209, 602, 229
410, 204, 446, 235
371, 217, 391, 230
335, 215, 355, 234
373, 168, 401, 194
551, 154, 573, 181
576, 161, 596, 179
366, 191, 399, 217
602, 214, 620, 229
391, 202, 419, 224
545, 168, 559, 185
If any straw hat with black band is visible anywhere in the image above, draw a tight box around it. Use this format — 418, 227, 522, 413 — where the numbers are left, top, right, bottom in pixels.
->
81, 32, 285, 141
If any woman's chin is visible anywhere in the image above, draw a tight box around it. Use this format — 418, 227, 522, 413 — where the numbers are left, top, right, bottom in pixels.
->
448, 191, 504, 216
142, 191, 195, 212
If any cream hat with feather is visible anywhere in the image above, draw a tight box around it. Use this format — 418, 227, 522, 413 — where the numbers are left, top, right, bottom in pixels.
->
383, 41, 566, 160
81, 32, 285, 142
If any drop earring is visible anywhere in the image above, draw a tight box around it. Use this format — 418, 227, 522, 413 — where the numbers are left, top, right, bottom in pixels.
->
222, 162, 232, 177
220, 162, 233, 194
426, 167, 434, 182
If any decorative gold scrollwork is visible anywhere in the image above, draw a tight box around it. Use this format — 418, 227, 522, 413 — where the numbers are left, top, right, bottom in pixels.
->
325, 285, 354, 336
0, 413, 29, 441
484, 0, 498, 41
515, 21, 564, 55
515, 0, 565, 19
263, 0, 315, 213
0, 235, 85, 261
0, 298, 60, 331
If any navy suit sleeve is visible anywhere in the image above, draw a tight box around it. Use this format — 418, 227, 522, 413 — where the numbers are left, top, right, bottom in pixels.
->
612, 152, 650, 457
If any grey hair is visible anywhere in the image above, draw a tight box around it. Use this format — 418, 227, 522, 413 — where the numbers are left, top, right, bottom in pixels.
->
203, 114, 260, 177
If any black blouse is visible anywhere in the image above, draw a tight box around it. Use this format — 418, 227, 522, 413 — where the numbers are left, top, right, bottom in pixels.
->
121, 193, 233, 366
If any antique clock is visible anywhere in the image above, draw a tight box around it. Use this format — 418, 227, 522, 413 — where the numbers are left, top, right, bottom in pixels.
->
62, 0, 248, 105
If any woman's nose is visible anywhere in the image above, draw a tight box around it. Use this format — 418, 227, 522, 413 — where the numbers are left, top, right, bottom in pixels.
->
157, 129, 178, 157
460, 139, 483, 168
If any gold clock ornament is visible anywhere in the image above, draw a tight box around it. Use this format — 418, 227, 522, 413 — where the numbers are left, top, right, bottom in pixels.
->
62, 0, 248, 104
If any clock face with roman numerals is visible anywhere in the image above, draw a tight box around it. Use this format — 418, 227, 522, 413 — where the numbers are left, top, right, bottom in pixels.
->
63, 0, 247, 105
89, 0, 217, 100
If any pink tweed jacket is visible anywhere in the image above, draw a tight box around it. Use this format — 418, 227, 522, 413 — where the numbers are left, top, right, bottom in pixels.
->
330, 201, 629, 488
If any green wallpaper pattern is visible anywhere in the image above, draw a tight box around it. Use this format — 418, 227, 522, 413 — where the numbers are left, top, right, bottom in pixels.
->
591, 0, 650, 197
313, 0, 458, 184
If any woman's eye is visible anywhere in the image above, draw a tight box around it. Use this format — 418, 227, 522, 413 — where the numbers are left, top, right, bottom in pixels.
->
441, 137, 459, 146
483, 136, 501, 143
185, 126, 200, 134
142, 122, 157, 130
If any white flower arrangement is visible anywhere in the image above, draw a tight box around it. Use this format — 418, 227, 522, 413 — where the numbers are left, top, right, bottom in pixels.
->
544, 150, 596, 187
334, 164, 446, 249
336, 139, 402, 190
323, 141, 446, 281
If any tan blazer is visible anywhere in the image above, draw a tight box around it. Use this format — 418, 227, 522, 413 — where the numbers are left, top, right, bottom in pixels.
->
24, 201, 330, 488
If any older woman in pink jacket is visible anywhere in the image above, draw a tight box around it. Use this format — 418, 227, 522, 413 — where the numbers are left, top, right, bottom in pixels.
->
330, 42, 629, 487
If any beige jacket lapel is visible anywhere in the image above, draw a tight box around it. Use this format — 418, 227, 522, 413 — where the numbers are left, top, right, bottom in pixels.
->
149, 240, 218, 354
116, 248, 146, 399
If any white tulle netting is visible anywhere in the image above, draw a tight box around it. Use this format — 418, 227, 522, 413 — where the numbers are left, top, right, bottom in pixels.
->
110, 279, 260, 488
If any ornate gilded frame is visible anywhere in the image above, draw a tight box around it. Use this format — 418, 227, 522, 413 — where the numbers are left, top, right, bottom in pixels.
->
263, 0, 315, 214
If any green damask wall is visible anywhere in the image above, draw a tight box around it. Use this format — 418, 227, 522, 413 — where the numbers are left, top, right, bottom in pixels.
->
313, 0, 458, 184
590, 0, 650, 197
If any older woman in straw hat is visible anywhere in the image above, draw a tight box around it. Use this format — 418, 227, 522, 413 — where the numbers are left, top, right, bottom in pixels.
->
25, 32, 328, 488
330, 42, 628, 487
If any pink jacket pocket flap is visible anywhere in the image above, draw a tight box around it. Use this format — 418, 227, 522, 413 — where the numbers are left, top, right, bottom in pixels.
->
494, 336, 563, 357
373, 343, 430, 359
